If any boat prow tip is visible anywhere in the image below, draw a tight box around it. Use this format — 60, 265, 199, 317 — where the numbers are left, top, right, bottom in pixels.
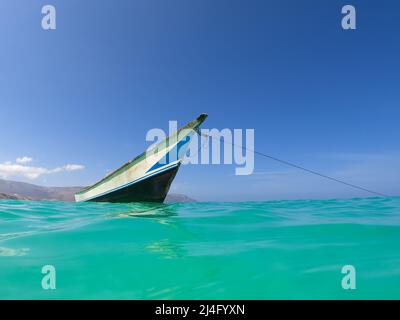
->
197, 113, 208, 123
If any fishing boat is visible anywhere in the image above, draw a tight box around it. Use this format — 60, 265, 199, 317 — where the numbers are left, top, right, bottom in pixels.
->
75, 114, 208, 203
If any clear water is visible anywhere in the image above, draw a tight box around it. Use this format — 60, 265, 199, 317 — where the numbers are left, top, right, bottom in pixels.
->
0, 197, 399, 299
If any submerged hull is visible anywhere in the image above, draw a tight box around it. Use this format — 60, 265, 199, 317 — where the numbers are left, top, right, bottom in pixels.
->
75, 114, 207, 203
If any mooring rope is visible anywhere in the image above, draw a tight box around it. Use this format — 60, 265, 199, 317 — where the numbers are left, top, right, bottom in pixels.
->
201, 133, 389, 198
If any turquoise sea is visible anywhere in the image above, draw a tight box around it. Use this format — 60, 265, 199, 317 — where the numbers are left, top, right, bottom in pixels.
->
0, 197, 399, 300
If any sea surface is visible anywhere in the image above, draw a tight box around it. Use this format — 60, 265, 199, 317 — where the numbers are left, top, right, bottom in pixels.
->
0, 197, 399, 300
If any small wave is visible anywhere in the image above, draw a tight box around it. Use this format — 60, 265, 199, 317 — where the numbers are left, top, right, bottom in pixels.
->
0, 246, 29, 257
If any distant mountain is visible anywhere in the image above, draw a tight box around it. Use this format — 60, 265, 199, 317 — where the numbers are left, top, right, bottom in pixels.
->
0, 193, 31, 200
0, 179, 195, 203
0, 179, 82, 202
165, 193, 196, 203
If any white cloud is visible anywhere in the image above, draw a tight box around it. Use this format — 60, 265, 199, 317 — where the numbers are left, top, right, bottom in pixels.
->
0, 157, 85, 180
63, 164, 85, 171
0, 163, 48, 179
16, 156, 33, 164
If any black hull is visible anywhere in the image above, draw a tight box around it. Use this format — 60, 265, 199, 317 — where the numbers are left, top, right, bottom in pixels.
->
87, 165, 180, 203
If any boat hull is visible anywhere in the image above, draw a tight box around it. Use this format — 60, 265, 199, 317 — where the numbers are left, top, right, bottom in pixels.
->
75, 114, 207, 203
86, 164, 180, 203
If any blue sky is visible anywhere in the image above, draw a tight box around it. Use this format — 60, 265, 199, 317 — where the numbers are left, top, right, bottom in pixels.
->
0, 0, 399, 201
